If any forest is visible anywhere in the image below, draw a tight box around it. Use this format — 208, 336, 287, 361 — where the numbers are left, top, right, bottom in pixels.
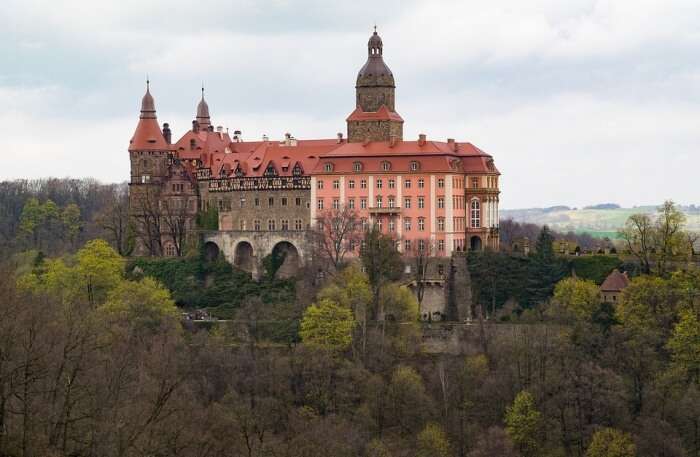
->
0, 178, 699, 457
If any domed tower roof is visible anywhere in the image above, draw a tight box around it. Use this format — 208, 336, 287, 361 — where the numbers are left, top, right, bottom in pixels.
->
356, 28, 395, 88
140, 80, 156, 119
196, 86, 211, 129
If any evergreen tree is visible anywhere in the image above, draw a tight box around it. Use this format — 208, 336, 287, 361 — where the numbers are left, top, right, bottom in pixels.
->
524, 226, 566, 307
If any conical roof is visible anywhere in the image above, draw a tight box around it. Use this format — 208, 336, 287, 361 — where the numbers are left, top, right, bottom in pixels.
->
129, 82, 168, 151
196, 88, 211, 129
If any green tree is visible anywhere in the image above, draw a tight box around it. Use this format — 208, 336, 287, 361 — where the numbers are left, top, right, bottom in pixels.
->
416, 422, 451, 457
387, 365, 432, 434
505, 390, 542, 457
101, 276, 179, 334
667, 309, 700, 383
654, 200, 688, 277
360, 227, 403, 318
61, 203, 82, 248
379, 283, 419, 322
620, 213, 654, 275
525, 226, 566, 307
300, 298, 355, 352
586, 428, 636, 457
554, 277, 602, 320
18, 197, 44, 247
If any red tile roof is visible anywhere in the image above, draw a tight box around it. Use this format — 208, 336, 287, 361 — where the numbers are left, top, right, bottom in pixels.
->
129, 117, 169, 151
600, 269, 630, 292
346, 105, 404, 122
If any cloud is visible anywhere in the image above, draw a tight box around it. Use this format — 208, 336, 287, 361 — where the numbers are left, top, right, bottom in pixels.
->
0, 0, 698, 209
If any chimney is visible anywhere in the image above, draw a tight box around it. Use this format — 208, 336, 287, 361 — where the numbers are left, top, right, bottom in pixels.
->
192, 120, 199, 133
336, 132, 344, 143
162, 122, 172, 144
418, 133, 427, 146
389, 135, 398, 148
447, 138, 457, 151
233, 130, 242, 142
216, 126, 223, 133
262, 134, 269, 141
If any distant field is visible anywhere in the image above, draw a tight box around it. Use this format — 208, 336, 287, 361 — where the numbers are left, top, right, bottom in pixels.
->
501, 206, 700, 236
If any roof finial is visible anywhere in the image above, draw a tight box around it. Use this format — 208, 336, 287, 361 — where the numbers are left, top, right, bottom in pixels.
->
146, 74, 150, 91
201, 82, 205, 99
374, 23, 377, 34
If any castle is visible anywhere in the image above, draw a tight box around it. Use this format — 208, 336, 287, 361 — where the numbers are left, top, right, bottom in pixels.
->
128, 29, 501, 293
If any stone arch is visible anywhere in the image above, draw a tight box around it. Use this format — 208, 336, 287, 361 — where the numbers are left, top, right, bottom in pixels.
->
234, 241, 255, 273
470, 235, 482, 252
270, 241, 300, 279
203, 241, 220, 261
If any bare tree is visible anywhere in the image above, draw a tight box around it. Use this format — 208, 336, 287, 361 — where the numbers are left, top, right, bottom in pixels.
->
408, 238, 436, 307
619, 213, 654, 274
161, 198, 192, 257
95, 184, 133, 256
131, 186, 163, 257
313, 206, 363, 273
654, 200, 687, 276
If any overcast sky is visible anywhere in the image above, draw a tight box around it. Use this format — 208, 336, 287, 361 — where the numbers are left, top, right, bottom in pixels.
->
1, 0, 698, 209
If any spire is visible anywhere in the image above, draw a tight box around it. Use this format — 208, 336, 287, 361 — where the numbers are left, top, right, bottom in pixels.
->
196, 84, 211, 129
140, 79, 156, 119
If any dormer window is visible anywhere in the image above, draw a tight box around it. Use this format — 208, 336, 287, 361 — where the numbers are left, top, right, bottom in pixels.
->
381, 161, 391, 171
324, 163, 334, 172
353, 161, 363, 172
235, 165, 245, 177
264, 163, 278, 177
293, 163, 303, 176
410, 161, 420, 172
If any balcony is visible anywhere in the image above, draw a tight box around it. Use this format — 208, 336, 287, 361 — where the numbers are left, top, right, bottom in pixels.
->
368, 206, 402, 215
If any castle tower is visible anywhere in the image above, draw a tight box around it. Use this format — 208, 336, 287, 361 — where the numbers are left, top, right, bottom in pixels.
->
129, 81, 170, 184
347, 28, 404, 143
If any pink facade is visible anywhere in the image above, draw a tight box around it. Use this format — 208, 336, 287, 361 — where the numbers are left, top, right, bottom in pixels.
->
310, 139, 500, 257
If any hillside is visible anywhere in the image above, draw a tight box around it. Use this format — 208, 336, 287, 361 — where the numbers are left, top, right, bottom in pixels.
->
501, 204, 700, 238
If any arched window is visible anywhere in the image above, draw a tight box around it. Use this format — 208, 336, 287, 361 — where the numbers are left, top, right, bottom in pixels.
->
353, 161, 363, 172
409, 161, 420, 172
381, 161, 391, 171
164, 244, 176, 257
470, 199, 481, 228
324, 162, 334, 172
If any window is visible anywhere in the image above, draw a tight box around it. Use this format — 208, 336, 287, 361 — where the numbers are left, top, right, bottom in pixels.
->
438, 178, 445, 188
389, 219, 396, 232
317, 199, 324, 210
404, 218, 412, 231
295, 219, 303, 230
388, 196, 395, 208
437, 197, 444, 209
268, 219, 276, 231
438, 240, 445, 251
254, 197, 260, 207
418, 197, 425, 209
361, 179, 367, 189
353, 161, 362, 172
381, 161, 391, 171
418, 217, 425, 231
470, 199, 481, 228
389, 179, 395, 189
324, 163, 333, 172
471, 177, 479, 189
317, 180, 324, 189
362, 218, 368, 231
360, 198, 367, 209
418, 239, 426, 251
437, 217, 445, 231
404, 179, 411, 189
295, 197, 302, 206
141, 175, 150, 183
405, 239, 411, 251
281, 197, 288, 206
165, 244, 176, 257
281, 219, 289, 230
404, 197, 411, 209
348, 198, 355, 209
239, 220, 246, 230
254, 220, 261, 231
268, 197, 274, 207
333, 180, 340, 189
454, 217, 465, 231
410, 161, 419, 172
376, 219, 383, 231
376, 196, 383, 208
418, 179, 424, 188
376, 179, 383, 189
240, 198, 246, 208
333, 199, 340, 209
349, 180, 355, 189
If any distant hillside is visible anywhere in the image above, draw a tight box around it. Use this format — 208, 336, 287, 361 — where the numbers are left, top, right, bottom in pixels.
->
501, 204, 700, 239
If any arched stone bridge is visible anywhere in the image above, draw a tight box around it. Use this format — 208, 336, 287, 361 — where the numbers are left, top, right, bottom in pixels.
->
201, 230, 311, 279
